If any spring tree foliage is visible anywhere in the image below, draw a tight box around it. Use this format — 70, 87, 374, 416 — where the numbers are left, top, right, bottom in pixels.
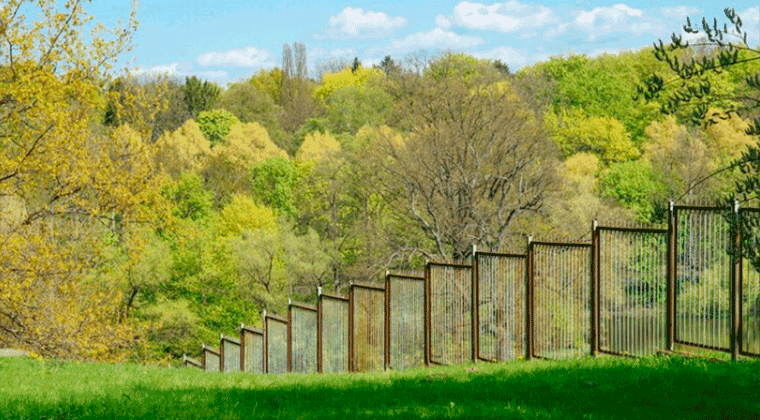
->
380, 56, 560, 260
0, 0, 168, 359
153, 119, 212, 178
196, 108, 240, 146
313, 65, 383, 101
545, 108, 640, 163
296, 131, 341, 161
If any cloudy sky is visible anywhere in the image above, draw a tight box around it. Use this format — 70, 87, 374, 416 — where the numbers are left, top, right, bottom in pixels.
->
87, 1, 760, 84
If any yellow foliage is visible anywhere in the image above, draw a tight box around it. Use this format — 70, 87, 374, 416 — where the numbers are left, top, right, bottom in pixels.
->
154, 120, 212, 178
546, 108, 639, 163
563, 153, 600, 182
214, 122, 288, 166
313, 66, 383, 101
296, 131, 341, 161
217, 194, 278, 237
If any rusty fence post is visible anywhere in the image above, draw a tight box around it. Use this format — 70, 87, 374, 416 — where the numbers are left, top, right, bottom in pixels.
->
472, 245, 479, 363
731, 201, 741, 361
348, 284, 355, 372
384, 271, 391, 371
424, 262, 431, 367
591, 220, 600, 356
526, 236, 534, 360
667, 201, 676, 352
287, 299, 293, 373
316, 287, 324, 373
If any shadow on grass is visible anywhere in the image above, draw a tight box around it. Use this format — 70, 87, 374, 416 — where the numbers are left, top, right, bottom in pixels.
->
3, 356, 760, 419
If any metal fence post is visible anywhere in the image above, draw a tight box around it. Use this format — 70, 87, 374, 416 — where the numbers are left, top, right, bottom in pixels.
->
287, 299, 293, 373
424, 261, 431, 367
472, 245, 479, 363
667, 201, 676, 351
591, 220, 600, 356
262, 310, 268, 374
384, 271, 391, 371
316, 287, 323, 373
348, 284, 355, 372
526, 236, 534, 360
731, 201, 741, 361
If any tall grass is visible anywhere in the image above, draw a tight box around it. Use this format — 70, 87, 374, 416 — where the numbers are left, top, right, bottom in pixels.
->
1, 355, 759, 419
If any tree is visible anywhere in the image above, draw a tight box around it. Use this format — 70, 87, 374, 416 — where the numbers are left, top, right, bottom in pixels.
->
296, 131, 341, 161
0, 0, 166, 360
380, 69, 560, 260
545, 108, 640, 163
280, 42, 316, 132
153, 119, 212, 178
377, 55, 401, 76
313, 66, 384, 102
182, 76, 221, 118
196, 109, 240, 146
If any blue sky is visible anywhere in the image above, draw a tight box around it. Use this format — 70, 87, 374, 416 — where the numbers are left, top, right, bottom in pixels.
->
87, 1, 760, 85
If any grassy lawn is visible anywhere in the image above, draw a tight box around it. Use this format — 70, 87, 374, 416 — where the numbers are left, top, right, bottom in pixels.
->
1, 355, 759, 419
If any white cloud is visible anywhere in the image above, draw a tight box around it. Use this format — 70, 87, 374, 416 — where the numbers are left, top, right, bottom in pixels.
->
661, 6, 700, 18
575, 4, 642, 28
196, 45, 274, 67
473, 46, 528, 67
388, 28, 483, 53
324, 7, 407, 39
451, 1, 560, 33
435, 15, 452, 29
544, 3, 661, 43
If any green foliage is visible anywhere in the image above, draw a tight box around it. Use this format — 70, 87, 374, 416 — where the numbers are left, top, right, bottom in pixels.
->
324, 85, 392, 135
313, 66, 383, 101
219, 82, 284, 145
250, 157, 305, 219
600, 159, 664, 221
545, 108, 639, 163
196, 109, 240, 146
182, 76, 221, 117
163, 173, 214, 221
248, 68, 283, 105
425, 52, 499, 82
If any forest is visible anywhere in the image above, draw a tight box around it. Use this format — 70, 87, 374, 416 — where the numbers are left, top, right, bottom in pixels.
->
1, 0, 759, 363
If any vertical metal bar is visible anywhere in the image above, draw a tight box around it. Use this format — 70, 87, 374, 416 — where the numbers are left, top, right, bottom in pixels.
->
384, 271, 391, 371
526, 238, 534, 359
667, 202, 676, 351
472, 246, 479, 362
738, 212, 746, 356
425, 262, 431, 366
219, 335, 225, 372
591, 221, 599, 356
348, 285, 355, 372
317, 288, 323, 373
731, 202, 741, 360
264, 311, 270, 374
239, 325, 245, 372
201, 345, 206, 370
287, 301, 293, 373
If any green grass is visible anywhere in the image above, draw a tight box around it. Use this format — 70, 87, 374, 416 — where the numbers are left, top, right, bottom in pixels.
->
1, 355, 759, 419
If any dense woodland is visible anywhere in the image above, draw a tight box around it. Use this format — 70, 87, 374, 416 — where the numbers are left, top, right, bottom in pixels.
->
1, 1, 759, 363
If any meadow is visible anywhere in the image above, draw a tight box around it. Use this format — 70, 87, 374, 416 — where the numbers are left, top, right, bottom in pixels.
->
1, 354, 758, 419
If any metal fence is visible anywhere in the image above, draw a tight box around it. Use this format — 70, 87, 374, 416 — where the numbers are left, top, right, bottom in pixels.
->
386, 273, 425, 370
350, 284, 386, 372
265, 313, 288, 374
194, 203, 760, 375
319, 292, 349, 373
288, 302, 318, 374
240, 325, 263, 373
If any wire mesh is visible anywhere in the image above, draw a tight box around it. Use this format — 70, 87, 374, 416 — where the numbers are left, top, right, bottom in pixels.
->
740, 210, 760, 357
290, 305, 318, 373
203, 347, 220, 372
183, 356, 202, 369
476, 253, 526, 361
352, 286, 385, 372
598, 229, 667, 357
674, 208, 731, 351
266, 317, 288, 374
428, 263, 473, 365
221, 336, 240, 372
533, 243, 591, 359
388, 275, 425, 370
322, 296, 349, 373
242, 328, 264, 373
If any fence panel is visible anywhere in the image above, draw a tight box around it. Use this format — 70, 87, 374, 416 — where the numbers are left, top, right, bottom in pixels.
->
220, 335, 240, 372
290, 303, 318, 373
241, 326, 264, 373
321, 294, 349, 373
598, 228, 667, 357
351, 285, 385, 372
674, 207, 731, 351
427, 263, 473, 365
740, 209, 760, 357
387, 274, 425, 370
183, 355, 202, 369
532, 243, 591, 359
202, 345, 220, 372
266, 315, 288, 374
475, 252, 526, 362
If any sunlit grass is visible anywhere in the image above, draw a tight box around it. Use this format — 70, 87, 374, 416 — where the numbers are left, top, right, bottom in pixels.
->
1, 354, 759, 419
